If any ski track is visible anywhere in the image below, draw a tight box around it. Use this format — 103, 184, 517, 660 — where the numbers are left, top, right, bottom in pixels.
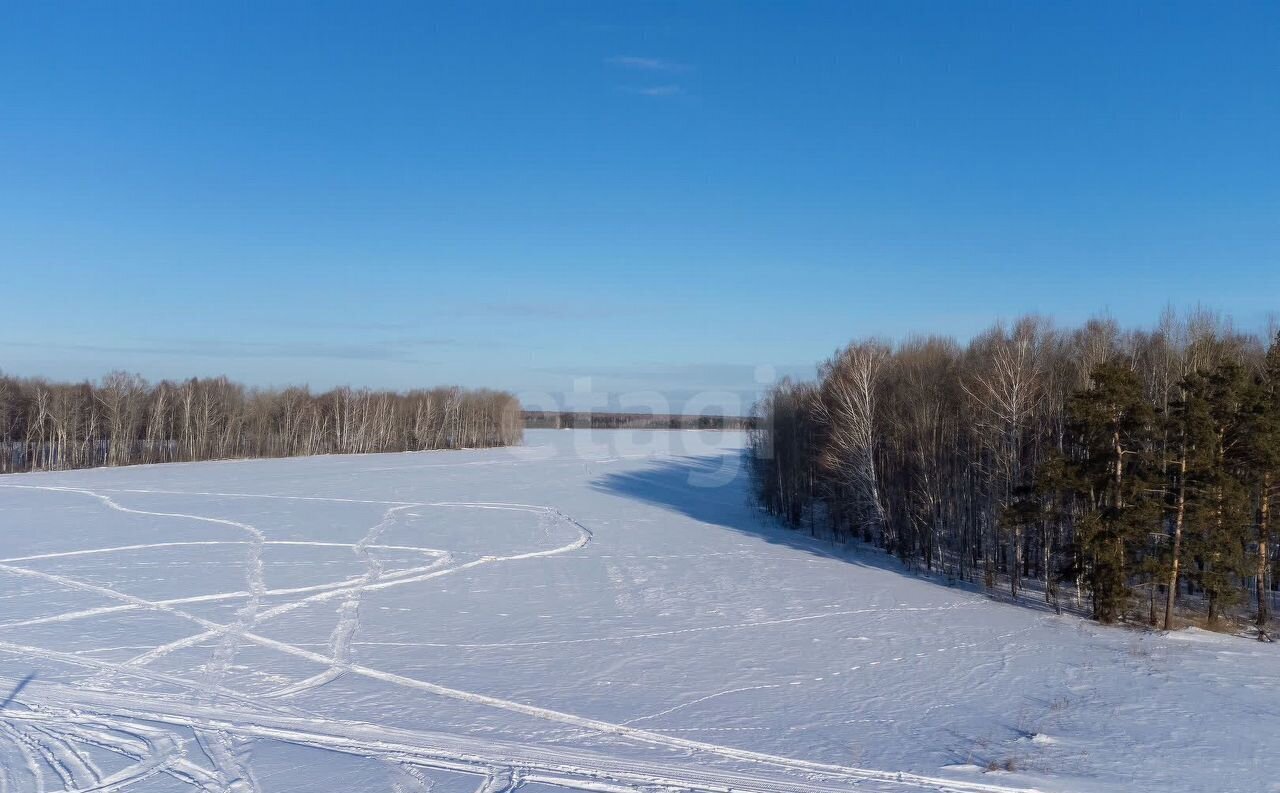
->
475, 766, 516, 793
21, 484, 269, 792
9, 722, 69, 791
0, 481, 1043, 793
5, 683, 1042, 793
395, 602, 982, 650
61, 718, 222, 792
0, 721, 45, 793
0, 544, 450, 633
622, 684, 783, 725
262, 503, 414, 699
27, 724, 100, 788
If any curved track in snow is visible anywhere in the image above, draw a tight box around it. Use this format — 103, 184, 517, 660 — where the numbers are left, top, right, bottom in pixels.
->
0, 478, 1043, 793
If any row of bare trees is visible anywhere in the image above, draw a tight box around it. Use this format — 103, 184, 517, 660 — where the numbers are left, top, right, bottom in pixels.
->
751, 309, 1280, 628
0, 372, 522, 473
523, 411, 755, 430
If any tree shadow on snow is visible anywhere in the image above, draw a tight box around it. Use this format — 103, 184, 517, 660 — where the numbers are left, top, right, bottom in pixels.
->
589, 452, 920, 578
591, 452, 1080, 616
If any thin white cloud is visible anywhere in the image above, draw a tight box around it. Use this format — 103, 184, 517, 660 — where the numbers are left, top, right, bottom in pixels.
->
443, 300, 620, 321
2, 337, 458, 363
605, 55, 687, 73
630, 84, 682, 98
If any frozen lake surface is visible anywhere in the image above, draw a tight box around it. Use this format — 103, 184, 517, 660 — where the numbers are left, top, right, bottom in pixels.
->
0, 429, 1276, 792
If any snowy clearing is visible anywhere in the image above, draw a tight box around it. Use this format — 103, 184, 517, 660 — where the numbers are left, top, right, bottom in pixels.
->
0, 429, 1276, 793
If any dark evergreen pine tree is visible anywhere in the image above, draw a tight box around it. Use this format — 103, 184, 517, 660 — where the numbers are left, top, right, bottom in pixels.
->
1181, 364, 1253, 625
1058, 364, 1160, 623
1241, 334, 1280, 626
1162, 370, 1211, 629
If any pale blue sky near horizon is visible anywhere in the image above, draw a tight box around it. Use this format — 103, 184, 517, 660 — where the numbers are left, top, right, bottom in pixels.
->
2, 2, 1278, 412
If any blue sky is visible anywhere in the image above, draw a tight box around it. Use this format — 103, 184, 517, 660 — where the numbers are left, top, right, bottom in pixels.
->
2, 2, 1278, 411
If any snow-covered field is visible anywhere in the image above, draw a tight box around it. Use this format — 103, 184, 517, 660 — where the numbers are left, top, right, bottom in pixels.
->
0, 429, 1276, 793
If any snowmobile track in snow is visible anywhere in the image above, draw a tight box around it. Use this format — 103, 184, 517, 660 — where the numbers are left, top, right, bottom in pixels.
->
0, 481, 1042, 793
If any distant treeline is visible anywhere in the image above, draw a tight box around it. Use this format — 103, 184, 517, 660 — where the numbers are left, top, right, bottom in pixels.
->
0, 373, 522, 473
751, 309, 1280, 629
523, 410, 755, 430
